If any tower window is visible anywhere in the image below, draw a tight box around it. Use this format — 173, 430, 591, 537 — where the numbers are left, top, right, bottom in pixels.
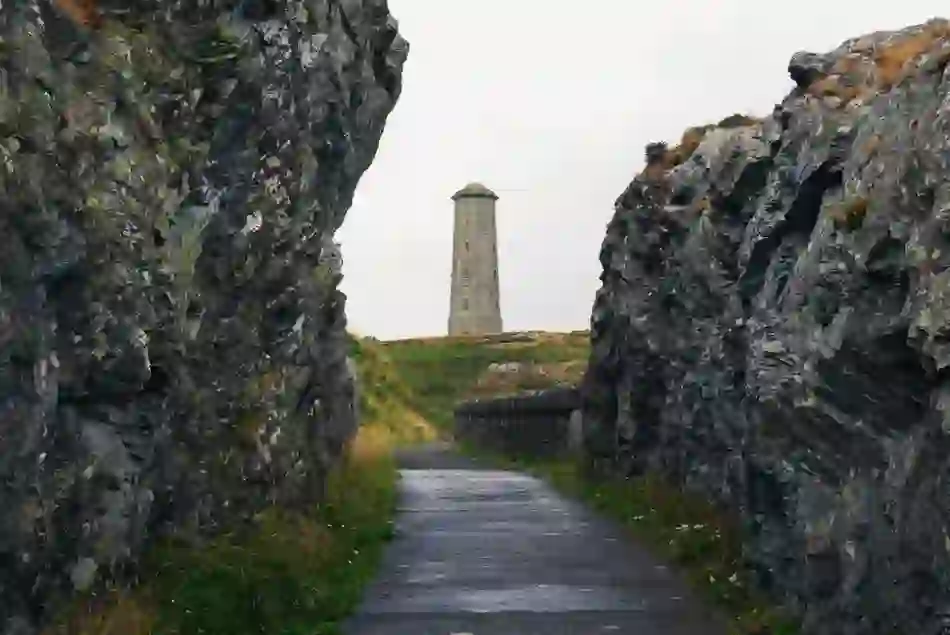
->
464, 240, 469, 252
462, 298, 468, 310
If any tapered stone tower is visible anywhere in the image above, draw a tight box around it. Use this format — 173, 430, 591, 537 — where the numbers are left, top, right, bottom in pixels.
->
448, 182, 503, 335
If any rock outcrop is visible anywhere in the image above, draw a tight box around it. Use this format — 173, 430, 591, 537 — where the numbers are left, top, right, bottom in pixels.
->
0, 1, 405, 632
583, 19, 950, 635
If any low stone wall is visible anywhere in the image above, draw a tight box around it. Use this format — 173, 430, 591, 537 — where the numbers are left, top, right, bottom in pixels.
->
454, 388, 581, 458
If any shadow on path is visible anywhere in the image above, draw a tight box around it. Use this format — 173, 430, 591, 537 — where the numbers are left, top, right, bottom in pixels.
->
343, 443, 727, 635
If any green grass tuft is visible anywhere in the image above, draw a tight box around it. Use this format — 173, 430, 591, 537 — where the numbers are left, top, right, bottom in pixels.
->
46, 428, 404, 635
146, 443, 397, 635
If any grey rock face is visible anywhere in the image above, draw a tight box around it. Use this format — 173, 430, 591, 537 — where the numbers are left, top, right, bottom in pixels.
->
0, 0, 405, 632
583, 19, 950, 635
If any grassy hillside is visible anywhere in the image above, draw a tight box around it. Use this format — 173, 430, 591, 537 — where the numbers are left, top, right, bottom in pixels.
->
378, 330, 590, 429
348, 335, 439, 445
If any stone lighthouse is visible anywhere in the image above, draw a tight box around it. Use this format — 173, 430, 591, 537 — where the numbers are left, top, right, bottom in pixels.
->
448, 182, 503, 336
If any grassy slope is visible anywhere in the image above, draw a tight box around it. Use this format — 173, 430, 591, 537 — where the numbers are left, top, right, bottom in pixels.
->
47, 337, 435, 635
349, 335, 440, 444
380, 330, 590, 429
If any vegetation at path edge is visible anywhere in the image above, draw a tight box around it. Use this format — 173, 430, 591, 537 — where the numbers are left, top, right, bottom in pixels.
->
46, 337, 434, 635
457, 443, 800, 635
46, 429, 398, 635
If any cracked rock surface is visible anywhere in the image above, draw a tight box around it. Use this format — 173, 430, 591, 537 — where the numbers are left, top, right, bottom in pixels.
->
0, 1, 405, 632
583, 19, 950, 635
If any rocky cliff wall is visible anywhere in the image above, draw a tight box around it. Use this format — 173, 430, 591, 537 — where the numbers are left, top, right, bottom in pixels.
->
0, 1, 405, 632
582, 19, 950, 635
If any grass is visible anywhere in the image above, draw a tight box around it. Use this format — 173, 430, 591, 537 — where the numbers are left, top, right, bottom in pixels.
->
46, 336, 438, 635
873, 19, 950, 89
467, 357, 586, 397
805, 75, 864, 105
670, 125, 715, 166
457, 444, 799, 635
349, 335, 440, 444
46, 425, 400, 635
642, 115, 763, 179
379, 330, 590, 429
150, 427, 399, 635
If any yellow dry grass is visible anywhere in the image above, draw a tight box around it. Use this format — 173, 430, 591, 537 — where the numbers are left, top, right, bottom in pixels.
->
41, 590, 157, 635
660, 125, 716, 170
806, 75, 861, 102
873, 20, 950, 89
830, 54, 866, 76
354, 336, 439, 444
640, 115, 762, 183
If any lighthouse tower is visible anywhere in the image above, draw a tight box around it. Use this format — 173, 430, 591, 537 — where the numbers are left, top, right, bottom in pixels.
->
447, 182, 503, 336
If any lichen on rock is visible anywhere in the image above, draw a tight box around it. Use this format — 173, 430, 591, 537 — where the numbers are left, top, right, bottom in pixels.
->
0, 1, 406, 632
583, 18, 950, 635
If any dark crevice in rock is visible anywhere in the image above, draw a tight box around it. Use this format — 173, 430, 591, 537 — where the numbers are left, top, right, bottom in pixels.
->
240, 0, 280, 21
712, 158, 775, 289
740, 161, 842, 311
143, 364, 171, 394
669, 189, 693, 206
815, 333, 929, 435
865, 235, 905, 278
372, 23, 401, 99
336, 1, 360, 44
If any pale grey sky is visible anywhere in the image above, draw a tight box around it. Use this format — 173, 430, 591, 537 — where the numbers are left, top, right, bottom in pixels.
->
338, 1, 946, 340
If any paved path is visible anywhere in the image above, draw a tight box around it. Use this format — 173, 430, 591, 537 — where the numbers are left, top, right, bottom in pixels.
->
342, 443, 727, 635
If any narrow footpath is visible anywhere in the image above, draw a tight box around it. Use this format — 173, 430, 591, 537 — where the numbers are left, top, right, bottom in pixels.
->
342, 443, 727, 635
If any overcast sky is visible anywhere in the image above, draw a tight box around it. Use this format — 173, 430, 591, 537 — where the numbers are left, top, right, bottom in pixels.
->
337, 1, 947, 341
